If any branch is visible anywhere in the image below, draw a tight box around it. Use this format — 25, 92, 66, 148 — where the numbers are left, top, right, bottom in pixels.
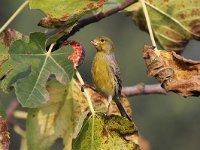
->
6, 100, 25, 133
74, 70, 95, 114
57, 0, 138, 42
6, 100, 20, 121
122, 83, 166, 97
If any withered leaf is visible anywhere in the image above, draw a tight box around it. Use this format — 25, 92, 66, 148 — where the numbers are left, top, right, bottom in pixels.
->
143, 45, 200, 97
0, 117, 10, 150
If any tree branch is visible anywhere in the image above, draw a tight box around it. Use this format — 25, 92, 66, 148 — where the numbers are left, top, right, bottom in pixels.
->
6, 100, 20, 121
122, 83, 166, 97
57, 0, 138, 42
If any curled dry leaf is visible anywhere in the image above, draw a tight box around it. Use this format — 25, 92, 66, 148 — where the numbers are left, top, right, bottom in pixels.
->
0, 117, 10, 150
143, 45, 200, 97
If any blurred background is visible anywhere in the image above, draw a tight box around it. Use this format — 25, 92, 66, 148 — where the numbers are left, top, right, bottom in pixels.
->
1, 0, 200, 150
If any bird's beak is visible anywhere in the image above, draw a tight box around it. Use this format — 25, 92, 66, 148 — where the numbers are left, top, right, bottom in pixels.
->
90, 39, 98, 46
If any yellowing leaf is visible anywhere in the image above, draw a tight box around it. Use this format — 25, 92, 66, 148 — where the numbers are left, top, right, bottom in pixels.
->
26, 80, 133, 150
29, 0, 106, 28
143, 45, 200, 96
125, 0, 200, 51
73, 113, 140, 150
26, 80, 79, 150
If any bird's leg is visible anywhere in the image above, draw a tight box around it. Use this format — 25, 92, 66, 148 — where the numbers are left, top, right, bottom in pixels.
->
106, 95, 112, 116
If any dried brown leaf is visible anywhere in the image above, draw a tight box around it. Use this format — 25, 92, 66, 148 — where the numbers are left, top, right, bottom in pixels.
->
143, 45, 200, 96
0, 117, 10, 150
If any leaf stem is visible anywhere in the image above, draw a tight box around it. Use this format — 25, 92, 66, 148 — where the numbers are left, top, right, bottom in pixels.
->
75, 70, 95, 115
140, 0, 157, 50
13, 125, 26, 137
13, 111, 27, 119
0, 1, 29, 34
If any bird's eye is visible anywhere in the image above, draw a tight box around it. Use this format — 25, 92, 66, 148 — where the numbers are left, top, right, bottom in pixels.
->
100, 39, 105, 43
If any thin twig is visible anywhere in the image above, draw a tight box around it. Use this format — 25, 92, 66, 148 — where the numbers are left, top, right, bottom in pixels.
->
140, 0, 157, 50
75, 70, 95, 114
122, 83, 166, 97
55, 0, 137, 42
6, 100, 20, 121
0, 1, 29, 34
13, 124, 26, 137
13, 111, 27, 119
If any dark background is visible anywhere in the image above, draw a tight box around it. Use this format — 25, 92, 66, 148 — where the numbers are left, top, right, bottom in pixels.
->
1, 0, 200, 150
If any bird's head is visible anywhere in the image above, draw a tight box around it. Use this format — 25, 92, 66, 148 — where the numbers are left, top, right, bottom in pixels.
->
91, 36, 114, 53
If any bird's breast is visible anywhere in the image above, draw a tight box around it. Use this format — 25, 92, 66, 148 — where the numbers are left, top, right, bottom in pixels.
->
91, 53, 115, 96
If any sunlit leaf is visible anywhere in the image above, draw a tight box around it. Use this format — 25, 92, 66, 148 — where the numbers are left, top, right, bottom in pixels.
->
29, 0, 106, 28
125, 0, 200, 51
27, 80, 133, 149
9, 32, 74, 107
73, 113, 140, 150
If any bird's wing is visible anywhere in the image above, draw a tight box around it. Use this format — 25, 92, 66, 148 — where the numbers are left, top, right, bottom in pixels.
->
108, 54, 122, 95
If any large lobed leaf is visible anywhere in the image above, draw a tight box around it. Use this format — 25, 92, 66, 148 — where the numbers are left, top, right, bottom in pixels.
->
73, 113, 139, 150
125, 0, 200, 51
26, 80, 134, 150
29, 0, 106, 28
9, 32, 74, 108
26, 80, 80, 150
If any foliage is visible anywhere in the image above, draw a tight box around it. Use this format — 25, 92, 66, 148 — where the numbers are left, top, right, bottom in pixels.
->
0, 0, 200, 150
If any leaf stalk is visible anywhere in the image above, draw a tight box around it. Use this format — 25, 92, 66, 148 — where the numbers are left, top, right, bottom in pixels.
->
0, 1, 29, 34
75, 70, 95, 115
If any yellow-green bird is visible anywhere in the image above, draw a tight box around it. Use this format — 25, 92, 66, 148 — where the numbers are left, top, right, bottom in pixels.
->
91, 36, 131, 121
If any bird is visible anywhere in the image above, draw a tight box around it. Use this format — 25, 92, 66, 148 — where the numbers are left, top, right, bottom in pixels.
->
91, 36, 131, 121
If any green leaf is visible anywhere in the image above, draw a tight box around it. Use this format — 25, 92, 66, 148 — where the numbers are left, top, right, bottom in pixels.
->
0, 103, 6, 118
26, 80, 89, 150
73, 113, 140, 150
0, 29, 27, 92
9, 32, 74, 108
102, 0, 125, 12
125, 1, 200, 51
29, 0, 106, 28
26, 80, 134, 149
93, 0, 126, 15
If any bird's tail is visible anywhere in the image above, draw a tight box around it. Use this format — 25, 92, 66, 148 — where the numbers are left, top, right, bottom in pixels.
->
114, 96, 132, 121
